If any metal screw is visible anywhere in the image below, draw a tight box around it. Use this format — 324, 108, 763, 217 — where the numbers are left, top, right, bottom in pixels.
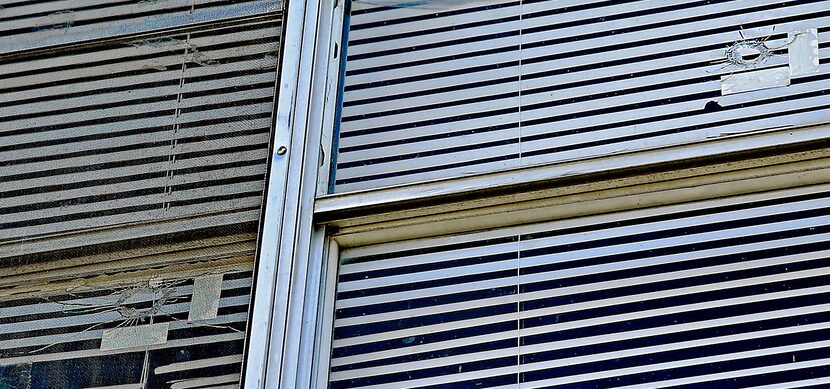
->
276, 146, 287, 156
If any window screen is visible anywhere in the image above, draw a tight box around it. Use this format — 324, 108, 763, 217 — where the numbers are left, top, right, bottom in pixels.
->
0, 4, 282, 264
0, 270, 253, 389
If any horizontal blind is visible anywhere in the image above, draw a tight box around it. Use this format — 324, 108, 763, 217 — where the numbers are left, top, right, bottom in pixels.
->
330, 182, 830, 388
0, 0, 281, 55
0, 270, 253, 388
0, 17, 280, 257
334, 0, 830, 192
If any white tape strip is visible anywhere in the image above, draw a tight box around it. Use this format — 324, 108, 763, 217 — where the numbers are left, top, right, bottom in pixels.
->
721, 67, 791, 95
188, 274, 223, 321
789, 28, 820, 77
100, 322, 169, 351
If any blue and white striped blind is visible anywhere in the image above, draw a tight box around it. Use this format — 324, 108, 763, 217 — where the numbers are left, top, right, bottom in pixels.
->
334, 0, 830, 192
330, 183, 830, 387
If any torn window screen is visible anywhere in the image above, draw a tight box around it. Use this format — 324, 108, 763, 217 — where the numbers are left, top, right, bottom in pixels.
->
0, 11, 280, 260
55, 279, 188, 327
0, 0, 281, 388
0, 271, 252, 389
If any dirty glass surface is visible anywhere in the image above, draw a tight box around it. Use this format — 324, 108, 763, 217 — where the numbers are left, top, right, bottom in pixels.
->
331, 0, 829, 192
328, 183, 830, 387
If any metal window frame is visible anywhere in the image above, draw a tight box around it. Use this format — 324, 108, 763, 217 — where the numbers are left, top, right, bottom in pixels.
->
311, 237, 341, 388
241, 0, 345, 387
317, 123, 830, 247
309, 137, 830, 388
243, 0, 830, 387
316, 123, 830, 225
321, 139, 830, 245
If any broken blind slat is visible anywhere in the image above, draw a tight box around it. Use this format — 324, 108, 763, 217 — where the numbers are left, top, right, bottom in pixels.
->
334, 0, 830, 192
0, 18, 280, 252
0, 270, 252, 389
329, 182, 830, 388
0, 0, 282, 55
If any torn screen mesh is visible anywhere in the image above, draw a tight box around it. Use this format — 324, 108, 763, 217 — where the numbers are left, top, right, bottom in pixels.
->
0, 270, 252, 389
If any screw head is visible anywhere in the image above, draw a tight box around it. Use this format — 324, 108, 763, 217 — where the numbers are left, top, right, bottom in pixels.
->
276, 146, 287, 156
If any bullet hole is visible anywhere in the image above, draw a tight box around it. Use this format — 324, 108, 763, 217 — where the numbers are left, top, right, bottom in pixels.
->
725, 40, 772, 69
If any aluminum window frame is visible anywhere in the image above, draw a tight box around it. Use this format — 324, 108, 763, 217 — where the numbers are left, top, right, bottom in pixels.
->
311, 142, 830, 388
241, 0, 346, 386
244, 0, 830, 387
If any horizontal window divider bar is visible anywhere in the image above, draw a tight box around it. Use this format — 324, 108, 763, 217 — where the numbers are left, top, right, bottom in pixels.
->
315, 123, 830, 248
